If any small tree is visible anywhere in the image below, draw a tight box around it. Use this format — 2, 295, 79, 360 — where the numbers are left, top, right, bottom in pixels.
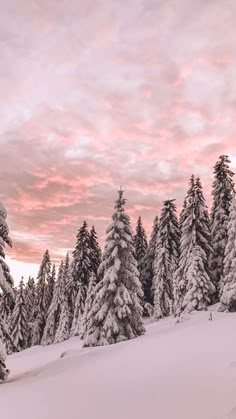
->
10, 278, 29, 351
31, 250, 52, 345
54, 255, 72, 343
41, 261, 64, 345
83, 189, 145, 347
142, 215, 159, 312
80, 272, 98, 339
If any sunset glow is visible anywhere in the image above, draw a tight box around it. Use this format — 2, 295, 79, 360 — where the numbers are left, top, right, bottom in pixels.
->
1, 0, 236, 280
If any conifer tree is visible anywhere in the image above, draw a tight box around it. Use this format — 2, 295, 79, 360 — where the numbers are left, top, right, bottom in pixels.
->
210, 155, 235, 299
80, 272, 98, 339
10, 278, 29, 352
54, 255, 72, 343
31, 250, 52, 345
42, 261, 64, 345
25, 277, 36, 320
0, 202, 14, 380
134, 216, 148, 308
219, 194, 236, 311
70, 221, 92, 337
153, 200, 180, 319
142, 215, 159, 312
89, 226, 102, 276
83, 189, 145, 347
174, 176, 214, 315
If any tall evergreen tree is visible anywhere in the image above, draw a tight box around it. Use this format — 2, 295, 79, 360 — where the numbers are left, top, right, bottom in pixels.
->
142, 215, 159, 312
174, 176, 214, 315
25, 276, 36, 320
42, 261, 64, 345
83, 189, 145, 347
219, 194, 236, 311
0, 202, 14, 381
134, 216, 148, 307
153, 200, 180, 319
70, 221, 92, 336
89, 226, 102, 276
10, 278, 29, 352
210, 155, 235, 300
31, 250, 52, 345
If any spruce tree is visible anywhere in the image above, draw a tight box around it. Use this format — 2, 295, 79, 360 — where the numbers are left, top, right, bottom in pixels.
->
10, 278, 29, 351
31, 250, 52, 345
80, 272, 98, 339
210, 155, 235, 300
0, 202, 14, 380
174, 176, 214, 315
42, 261, 64, 345
70, 221, 92, 337
134, 216, 148, 308
142, 215, 159, 313
153, 200, 180, 319
83, 189, 145, 347
25, 277, 36, 320
89, 226, 102, 276
54, 254, 72, 343
219, 194, 236, 311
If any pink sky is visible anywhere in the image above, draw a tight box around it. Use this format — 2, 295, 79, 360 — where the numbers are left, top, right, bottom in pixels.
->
1, 0, 236, 280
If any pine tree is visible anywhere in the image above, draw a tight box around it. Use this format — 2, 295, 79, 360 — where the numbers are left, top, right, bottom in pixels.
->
31, 250, 52, 345
54, 254, 72, 344
174, 176, 214, 315
25, 277, 36, 320
89, 226, 102, 276
153, 200, 180, 319
142, 215, 159, 313
70, 221, 92, 337
80, 272, 98, 339
134, 216, 148, 308
42, 261, 64, 345
210, 155, 235, 300
83, 189, 145, 347
10, 278, 29, 351
182, 245, 215, 312
219, 194, 236, 311
0, 202, 14, 380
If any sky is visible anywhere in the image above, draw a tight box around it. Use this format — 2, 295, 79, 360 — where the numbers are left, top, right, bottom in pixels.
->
1, 0, 236, 282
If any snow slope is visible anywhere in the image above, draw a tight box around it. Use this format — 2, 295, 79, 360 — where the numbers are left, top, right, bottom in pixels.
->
1, 311, 236, 419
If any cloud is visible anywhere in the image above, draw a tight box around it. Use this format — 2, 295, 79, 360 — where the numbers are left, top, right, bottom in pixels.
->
1, 0, 236, 273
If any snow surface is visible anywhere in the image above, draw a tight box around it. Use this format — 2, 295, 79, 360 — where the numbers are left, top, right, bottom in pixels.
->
1, 310, 236, 419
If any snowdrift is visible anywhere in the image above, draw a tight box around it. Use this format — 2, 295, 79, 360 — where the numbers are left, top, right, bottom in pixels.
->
1, 310, 236, 419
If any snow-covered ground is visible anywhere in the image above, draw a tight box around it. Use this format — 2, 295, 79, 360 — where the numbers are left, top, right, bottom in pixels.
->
1, 310, 236, 419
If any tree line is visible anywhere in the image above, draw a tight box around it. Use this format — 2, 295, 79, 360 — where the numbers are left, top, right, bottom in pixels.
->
0, 154, 236, 380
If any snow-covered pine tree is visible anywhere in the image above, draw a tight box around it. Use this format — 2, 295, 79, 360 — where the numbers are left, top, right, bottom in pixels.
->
142, 215, 159, 314
83, 189, 145, 347
174, 176, 214, 315
182, 245, 215, 313
70, 221, 92, 337
42, 261, 64, 345
54, 254, 72, 343
210, 155, 235, 300
10, 278, 29, 351
153, 200, 180, 319
134, 216, 148, 308
46, 263, 56, 310
31, 250, 52, 345
80, 272, 98, 339
0, 201, 14, 380
89, 226, 102, 276
219, 194, 236, 311
25, 276, 36, 320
